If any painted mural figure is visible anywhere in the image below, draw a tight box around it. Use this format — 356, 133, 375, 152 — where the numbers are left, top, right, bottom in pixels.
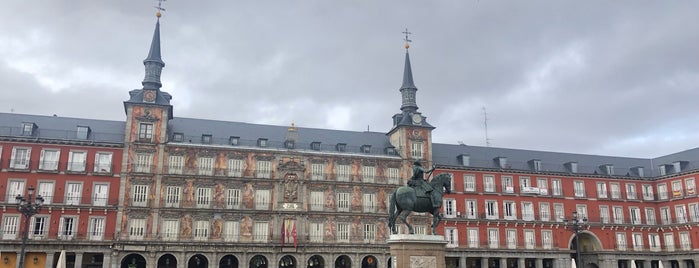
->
324, 186, 335, 209
243, 183, 255, 209
284, 174, 299, 202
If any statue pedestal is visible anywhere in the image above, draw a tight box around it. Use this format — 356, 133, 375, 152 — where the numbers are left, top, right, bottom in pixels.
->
387, 234, 447, 268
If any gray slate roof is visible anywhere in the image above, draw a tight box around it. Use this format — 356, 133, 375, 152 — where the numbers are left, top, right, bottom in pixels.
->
0, 112, 124, 144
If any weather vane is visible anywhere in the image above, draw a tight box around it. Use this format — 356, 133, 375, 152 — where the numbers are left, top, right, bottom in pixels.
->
154, 0, 166, 18
402, 28, 412, 49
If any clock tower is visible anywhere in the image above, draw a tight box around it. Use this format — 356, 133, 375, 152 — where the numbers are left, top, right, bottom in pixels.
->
387, 33, 435, 172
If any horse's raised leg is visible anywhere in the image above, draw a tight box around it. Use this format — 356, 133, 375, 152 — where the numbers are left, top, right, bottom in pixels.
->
399, 210, 414, 234
431, 208, 442, 235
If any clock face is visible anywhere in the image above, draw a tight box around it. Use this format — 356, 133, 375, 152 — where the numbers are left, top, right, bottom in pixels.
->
412, 114, 422, 124
143, 90, 156, 103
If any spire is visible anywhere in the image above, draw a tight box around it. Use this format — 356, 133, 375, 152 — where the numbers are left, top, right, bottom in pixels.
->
142, 12, 165, 90
399, 28, 418, 113
401, 51, 416, 89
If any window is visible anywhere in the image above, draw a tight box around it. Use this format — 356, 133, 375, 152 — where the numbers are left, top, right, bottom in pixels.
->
196, 187, 212, 208
92, 183, 109, 206
311, 163, 325, 180
613, 206, 624, 224
336, 164, 350, 182
131, 184, 149, 207
311, 142, 321, 151
76, 126, 90, 139
686, 178, 696, 195
537, 178, 548, 195
664, 233, 675, 251
168, 155, 184, 174
672, 180, 683, 198
616, 233, 627, 250
30, 215, 49, 239
363, 193, 376, 213
162, 220, 179, 241
138, 123, 153, 141
542, 230, 552, 249
364, 223, 376, 243
309, 222, 323, 243
576, 204, 588, 220
446, 227, 458, 247
360, 145, 371, 153
201, 134, 212, 144
362, 166, 376, 183
6, 180, 25, 203
539, 202, 550, 221
10, 147, 31, 169
227, 158, 244, 177
134, 153, 152, 173
337, 192, 350, 212
574, 181, 585, 197
554, 203, 564, 222
337, 223, 350, 243
94, 152, 113, 173
257, 138, 267, 147
410, 142, 423, 159
626, 183, 637, 200
596, 182, 608, 198
255, 189, 270, 210
484, 175, 495, 192
675, 205, 687, 224
2, 214, 19, 240
506, 229, 517, 249
194, 220, 210, 241
129, 218, 146, 239
488, 228, 499, 248
468, 228, 479, 248
504, 201, 516, 220
311, 191, 324, 211
464, 174, 476, 192
610, 183, 621, 199
224, 221, 239, 242
679, 232, 691, 250
519, 176, 531, 189
486, 200, 499, 219
58, 216, 76, 240
255, 160, 272, 178
172, 133, 184, 142
648, 233, 661, 251
502, 176, 514, 193
226, 189, 241, 209
551, 179, 562, 196
521, 202, 534, 221
444, 199, 456, 218
336, 143, 346, 152
632, 233, 643, 251
387, 168, 400, 185
642, 184, 654, 200
65, 182, 82, 205
164, 186, 181, 208
658, 183, 668, 200
37, 182, 54, 204
229, 136, 239, 146
88, 217, 105, 241
524, 230, 535, 249
660, 207, 671, 224
645, 207, 657, 225
39, 149, 60, 171
600, 206, 610, 224
629, 207, 641, 225
689, 203, 699, 222
465, 200, 477, 219
67, 151, 87, 172
198, 157, 215, 176
21, 122, 34, 136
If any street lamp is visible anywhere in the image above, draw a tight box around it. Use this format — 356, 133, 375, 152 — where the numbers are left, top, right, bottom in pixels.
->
563, 211, 588, 268
16, 185, 44, 268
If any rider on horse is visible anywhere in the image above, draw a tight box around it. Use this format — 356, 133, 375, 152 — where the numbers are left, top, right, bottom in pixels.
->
408, 161, 441, 208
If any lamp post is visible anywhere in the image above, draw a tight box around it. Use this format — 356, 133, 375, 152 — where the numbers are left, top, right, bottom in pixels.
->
15, 185, 44, 268
563, 211, 588, 268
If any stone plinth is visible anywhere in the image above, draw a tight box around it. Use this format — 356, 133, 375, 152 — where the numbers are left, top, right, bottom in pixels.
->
387, 234, 447, 268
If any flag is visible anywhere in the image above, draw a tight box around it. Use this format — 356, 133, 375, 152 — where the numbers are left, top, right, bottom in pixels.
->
292, 220, 297, 248
57, 250, 67, 268
281, 219, 286, 246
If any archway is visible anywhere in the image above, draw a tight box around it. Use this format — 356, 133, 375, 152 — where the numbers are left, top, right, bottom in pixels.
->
307, 255, 324, 268
361, 256, 377, 268
121, 254, 147, 268
158, 254, 178, 268
219, 255, 239, 268
334, 255, 351, 268
278, 255, 296, 268
568, 232, 603, 252
188, 254, 208, 268
250, 255, 268, 268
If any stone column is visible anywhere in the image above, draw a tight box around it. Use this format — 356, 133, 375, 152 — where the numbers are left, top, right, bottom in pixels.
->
74, 253, 83, 268
519, 258, 526, 268
102, 253, 111, 268
44, 252, 55, 268
535, 258, 543, 268
482, 258, 490, 268
501, 258, 508, 268
459, 257, 467, 268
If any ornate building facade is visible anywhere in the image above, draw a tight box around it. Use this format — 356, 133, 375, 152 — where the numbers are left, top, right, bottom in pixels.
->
0, 10, 698, 268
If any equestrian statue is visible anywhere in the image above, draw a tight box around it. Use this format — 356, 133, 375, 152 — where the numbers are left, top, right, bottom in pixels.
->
388, 161, 452, 235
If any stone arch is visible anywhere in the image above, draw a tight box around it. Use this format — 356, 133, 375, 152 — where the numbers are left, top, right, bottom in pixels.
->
278, 255, 297, 268
249, 255, 268, 268
157, 254, 178, 268
187, 254, 208, 268
361, 255, 378, 268
218, 254, 239, 268
567, 231, 604, 251
121, 253, 147, 268
335, 255, 351, 268
307, 255, 325, 268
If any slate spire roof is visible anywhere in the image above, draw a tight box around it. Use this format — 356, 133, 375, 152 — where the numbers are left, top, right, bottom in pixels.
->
142, 16, 165, 90
401, 52, 417, 90
399, 49, 419, 113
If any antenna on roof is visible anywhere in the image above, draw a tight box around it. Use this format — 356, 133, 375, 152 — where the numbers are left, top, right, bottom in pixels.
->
367, 125, 370, 132
483, 107, 492, 147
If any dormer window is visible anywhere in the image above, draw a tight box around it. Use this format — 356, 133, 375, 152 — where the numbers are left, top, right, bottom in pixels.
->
257, 138, 268, 147
565, 162, 578, 173
494, 157, 507, 169
311, 142, 321, 151
630, 166, 645, 177
361, 145, 371, 154
385, 147, 396, 156
600, 164, 614, 175
229, 136, 239, 146
285, 140, 295, 149
201, 134, 212, 144
336, 143, 347, 152
21, 122, 35, 136
673, 161, 688, 173
172, 133, 184, 142
457, 154, 470, 166
529, 159, 542, 172
76, 126, 90, 139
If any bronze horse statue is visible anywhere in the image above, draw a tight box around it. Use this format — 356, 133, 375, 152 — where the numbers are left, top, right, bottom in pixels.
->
388, 173, 452, 235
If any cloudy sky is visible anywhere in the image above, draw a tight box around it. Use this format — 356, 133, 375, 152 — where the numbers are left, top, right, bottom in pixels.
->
1, 1, 698, 158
